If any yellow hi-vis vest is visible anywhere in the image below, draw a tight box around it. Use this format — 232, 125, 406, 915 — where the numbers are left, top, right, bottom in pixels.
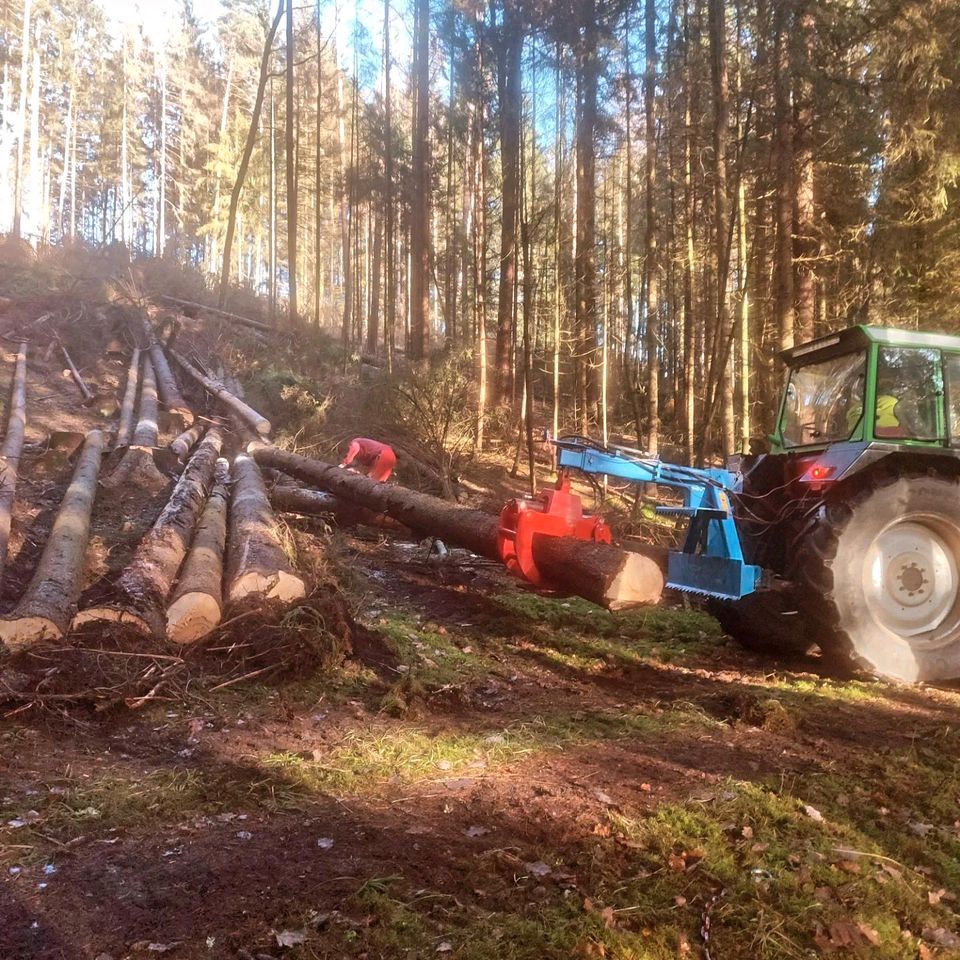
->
846, 395, 899, 433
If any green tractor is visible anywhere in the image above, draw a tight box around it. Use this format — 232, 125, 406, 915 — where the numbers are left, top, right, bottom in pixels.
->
721, 324, 960, 682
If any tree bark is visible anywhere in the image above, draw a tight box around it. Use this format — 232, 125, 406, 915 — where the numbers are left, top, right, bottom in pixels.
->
169, 422, 205, 461
169, 349, 270, 437
145, 336, 192, 426
0, 429, 104, 649
251, 445, 667, 610
74, 429, 223, 636
166, 480, 228, 643
219, 0, 284, 308
115, 347, 141, 448
227, 453, 306, 605
0, 343, 27, 589
271, 484, 407, 531
494, 22, 522, 404
408, 0, 431, 359
285, 0, 298, 327
773, 0, 795, 351
132, 354, 159, 447
644, 0, 660, 454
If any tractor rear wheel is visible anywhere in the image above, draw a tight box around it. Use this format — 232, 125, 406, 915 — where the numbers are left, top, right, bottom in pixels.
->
709, 590, 811, 655
796, 473, 960, 682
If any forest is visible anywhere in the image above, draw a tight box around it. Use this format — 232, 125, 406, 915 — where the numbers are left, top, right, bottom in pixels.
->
2, 0, 958, 462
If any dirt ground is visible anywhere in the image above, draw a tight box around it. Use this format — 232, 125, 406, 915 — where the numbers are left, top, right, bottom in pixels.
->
0, 295, 959, 960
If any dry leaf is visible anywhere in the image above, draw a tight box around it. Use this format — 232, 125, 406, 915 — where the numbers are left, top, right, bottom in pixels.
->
741, 825, 754, 839
668, 853, 687, 872
678, 932, 691, 955
857, 923, 881, 946
804, 804, 824, 822
836, 860, 861, 875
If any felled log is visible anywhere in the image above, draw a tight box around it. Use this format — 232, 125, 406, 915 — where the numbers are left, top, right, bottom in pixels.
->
226, 453, 306, 605
271, 485, 407, 532
0, 429, 104, 649
60, 343, 94, 404
169, 422, 204, 461
168, 349, 270, 437
103, 354, 167, 489
252, 445, 667, 610
165, 481, 228, 643
132, 354, 159, 447
0, 343, 27, 586
147, 342, 193, 426
114, 347, 141, 448
74, 429, 224, 636
159, 295, 273, 333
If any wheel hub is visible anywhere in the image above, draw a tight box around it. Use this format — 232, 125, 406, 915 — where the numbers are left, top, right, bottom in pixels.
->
864, 520, 959, 637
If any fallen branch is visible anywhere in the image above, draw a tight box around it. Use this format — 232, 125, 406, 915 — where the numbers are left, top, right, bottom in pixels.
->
168, 349, 270, 437
59, 343, 94, 404
252, 445, 666, 610
0, 429, 105, 649
159, 295, 273, 333
166, 480, 228, 643
74, 428, 224, 636
226, 453, 306, 605
0, 343, 27, 589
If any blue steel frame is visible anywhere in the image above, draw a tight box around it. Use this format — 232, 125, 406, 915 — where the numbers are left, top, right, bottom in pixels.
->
555, 439, 762, 600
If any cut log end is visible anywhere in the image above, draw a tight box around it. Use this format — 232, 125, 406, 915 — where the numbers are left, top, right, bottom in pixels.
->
0, 616, 64, 652
228, 570, 307, 605
602, 550, 667, 610
72, 606, 153, 636
166, 593, 223, 644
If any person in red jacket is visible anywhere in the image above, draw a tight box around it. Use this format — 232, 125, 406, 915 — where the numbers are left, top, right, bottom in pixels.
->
339, 437, 397, 482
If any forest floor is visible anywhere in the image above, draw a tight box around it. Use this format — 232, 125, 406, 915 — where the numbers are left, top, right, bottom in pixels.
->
0, 268, 959, 959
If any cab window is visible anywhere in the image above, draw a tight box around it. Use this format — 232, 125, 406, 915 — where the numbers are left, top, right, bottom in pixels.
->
874, 347, 942, 441
942, 353, 960, 444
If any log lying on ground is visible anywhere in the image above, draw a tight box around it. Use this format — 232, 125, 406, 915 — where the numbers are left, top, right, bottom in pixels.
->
147, 342, 193, 426
103, 354, 167, 489
0, 343, 27, 587
165, 479, 228, 643
159, 295, 273, 333
60, 343, 94, 403
271, 484, 407, 532
252, 445, 667, 610
132, 354, 159, 447
169, 422, 205, 460
74, 429, 224, 636
115, 348, 141, 448
0, 429, 105, 650
169, 349, 270, 437
227, 453, 306, 605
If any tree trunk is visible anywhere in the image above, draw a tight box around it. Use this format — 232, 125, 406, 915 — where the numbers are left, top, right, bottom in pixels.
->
166, 480, 228, 643
0, 429, 104, 649
494, 24, 522, 404
226, 453, 306, 604
773, 0, 795, 351
0, 343, 28, 589
219, 0, 284, 308
115, 347, 140, 448
169, 349, 270, 436
643, 0, 660, 454
408, 0, 431, 360
75, 430, 223, 636
285, 0, 298, 327
252, 445, 667, 610
12, 0, 33, 239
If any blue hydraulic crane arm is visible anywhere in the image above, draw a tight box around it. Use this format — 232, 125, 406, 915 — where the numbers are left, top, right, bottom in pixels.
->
554, 437, 762, 601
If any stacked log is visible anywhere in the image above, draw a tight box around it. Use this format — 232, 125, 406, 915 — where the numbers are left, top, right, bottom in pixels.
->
0, 343, 27, 587
0, 430, 105, 649
147, 342, 193, 426
226, 453, 306, 604
254, 445, 666, 610
168, 349, 270, 437
114, 348, 141, 448
74, 429, 224, 636
169, 422, 205, 461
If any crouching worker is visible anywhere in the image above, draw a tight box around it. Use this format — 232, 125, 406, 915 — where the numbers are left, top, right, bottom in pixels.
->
339, 437, 397, 482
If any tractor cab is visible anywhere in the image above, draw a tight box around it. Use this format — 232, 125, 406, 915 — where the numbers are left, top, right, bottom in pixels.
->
771, 325, 960, 454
